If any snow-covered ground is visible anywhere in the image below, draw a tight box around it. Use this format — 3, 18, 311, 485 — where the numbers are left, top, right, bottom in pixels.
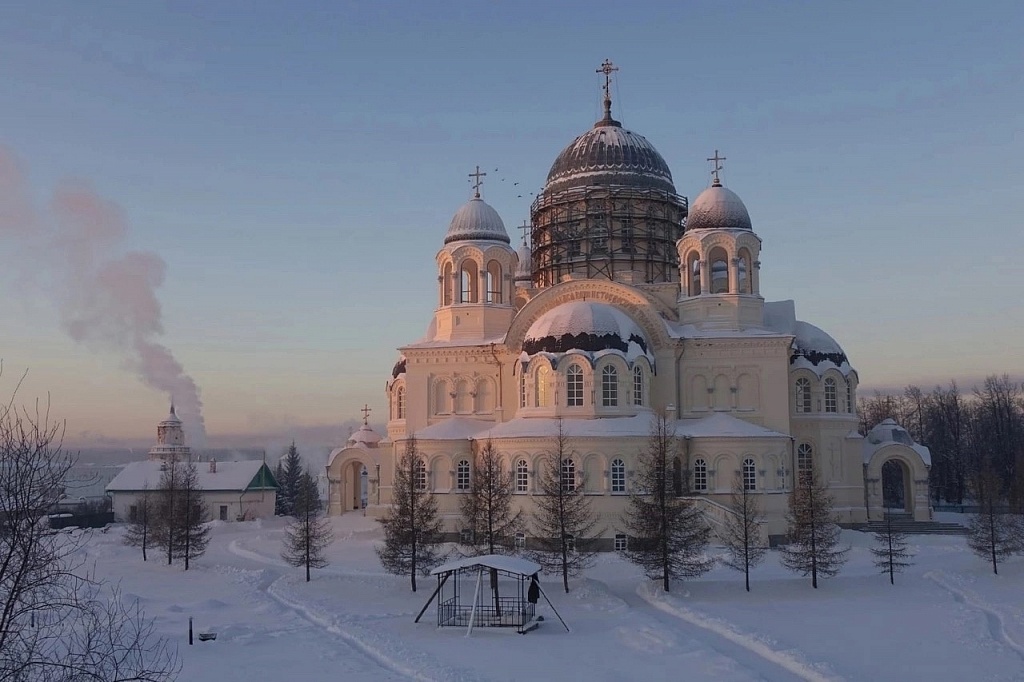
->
79, 515, 1024, 682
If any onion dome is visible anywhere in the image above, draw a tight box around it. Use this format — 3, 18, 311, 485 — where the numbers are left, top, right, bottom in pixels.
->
523, 301, 650, 360
685, 181, 752, 231
514, 240, 532, 284
544, 121, 676, 195
444, 196, 510, 245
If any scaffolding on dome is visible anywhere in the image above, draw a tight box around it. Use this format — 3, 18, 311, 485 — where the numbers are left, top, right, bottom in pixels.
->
529, 183, 688, 288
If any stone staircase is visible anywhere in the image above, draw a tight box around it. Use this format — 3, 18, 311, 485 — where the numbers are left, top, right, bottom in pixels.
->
856, 515, 969, 536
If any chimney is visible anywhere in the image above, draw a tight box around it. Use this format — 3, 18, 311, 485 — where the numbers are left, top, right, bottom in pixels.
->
209, 458, 217, 474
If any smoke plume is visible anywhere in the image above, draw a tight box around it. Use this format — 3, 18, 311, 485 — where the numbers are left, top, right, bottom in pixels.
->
0, 146, 206, 446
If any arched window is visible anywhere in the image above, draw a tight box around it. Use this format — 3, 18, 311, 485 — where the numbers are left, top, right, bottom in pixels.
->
709, 247, 729, 294
846, 380, 854, 414
633, 366, 644, 406
536, 365, 551, 407
456, 459, 471, 491
742, 458, 756, 491
693, 458, 708, 492
567, 364, 584, 407
687, 252, 701, 295
396, 386, 406, 419
516, 459, 529, 493
797, 443, 813, 485
442, 262, 453, 306
824, 378, 838, 413
460, 260, 478, 303
561, 458, 576, 493
486, 260, 502, 303
414, 458, 427, 491
611, 458, 625, 493
795, 378, 811, 413
738, 248, 752, 294
602, 365, 618, 407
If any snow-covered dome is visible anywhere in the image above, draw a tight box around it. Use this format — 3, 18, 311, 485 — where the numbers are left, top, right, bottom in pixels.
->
791, 321, 851, 373
543, 119, 676, 195
523, 301, 650, 358
685, 182, 752, 231
514, 241, 532, 283
864, 419, 931, 465
444, 196, 510, 245
161, 404, 181, 424
347, 423, 381, 449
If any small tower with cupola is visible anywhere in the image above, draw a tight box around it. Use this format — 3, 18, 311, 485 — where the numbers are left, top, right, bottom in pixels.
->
148, 402, 192, 462
677, 151, 764, 330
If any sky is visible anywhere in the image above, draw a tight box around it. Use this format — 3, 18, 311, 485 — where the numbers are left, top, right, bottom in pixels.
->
0, 1, 1022, 448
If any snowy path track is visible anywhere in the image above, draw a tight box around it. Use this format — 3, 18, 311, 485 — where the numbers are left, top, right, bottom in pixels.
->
926, 570, 1024, 661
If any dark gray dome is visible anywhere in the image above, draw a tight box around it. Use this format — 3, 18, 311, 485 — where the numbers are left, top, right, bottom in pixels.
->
686, 183, 752, 231
544, 120, 676, 195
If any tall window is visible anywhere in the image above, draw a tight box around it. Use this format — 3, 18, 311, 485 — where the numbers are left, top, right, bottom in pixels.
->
561, 458, 576, 492
414, 458, 428, 491
611, 458, 625, 493
690, 255, 701, 295
567, 364, 584, 407
846, 380, 854, 414
797, 444, 813, 485
516, 459, 529, 493
709, 247, 729, 294
442, 262, 453, 306
536, 365, 551, 407
633, 366, 644, 406
456, 459, 471, 491
795, 378, 811, 413
460, 261, 478, 303
742, 458, 756, 491
486, 261, 502, 303
520, 371, 526, 408
396, 386, 406, 419
824, 378, 838, 413
602, 365, 618, 407
614, 533, 628, 551
738, 248, 752, 294
693, 458, 708, 492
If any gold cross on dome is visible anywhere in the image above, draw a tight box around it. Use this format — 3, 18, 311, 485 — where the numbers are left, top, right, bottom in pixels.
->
360, 403, 371, 425
707, 149, 726, 185
469, 165, 487, 198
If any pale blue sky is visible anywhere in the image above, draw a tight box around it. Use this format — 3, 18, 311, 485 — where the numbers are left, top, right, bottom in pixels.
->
0, 1, 1021, 446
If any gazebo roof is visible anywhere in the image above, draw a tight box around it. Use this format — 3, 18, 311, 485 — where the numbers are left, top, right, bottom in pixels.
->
430, 554, 541, 577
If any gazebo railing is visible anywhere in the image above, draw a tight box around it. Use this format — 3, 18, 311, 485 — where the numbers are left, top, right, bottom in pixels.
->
437, 596, 535, 628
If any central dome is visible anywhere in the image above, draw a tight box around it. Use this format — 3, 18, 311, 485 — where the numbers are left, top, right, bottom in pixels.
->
523, 301, 650, 357
544, 120, 676, 195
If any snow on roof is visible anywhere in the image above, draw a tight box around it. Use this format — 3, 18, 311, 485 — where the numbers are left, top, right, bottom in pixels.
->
862, 419, 932, 466
678, 413, 789, 439
525, 301, 645, 344
431, 554, 541, 577
762, 301, 853, 377
486, 414, 657, 439
106, 460, 274, 493
414, 417, 495, 441
348, 424, 381, 447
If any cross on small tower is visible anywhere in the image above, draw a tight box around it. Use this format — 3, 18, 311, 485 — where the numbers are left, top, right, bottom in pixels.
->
518, 219, 531, 246
707, 149, 726, 186
360, 403, 371, 426
468, 165, 487, 198
596, 59, 619, 121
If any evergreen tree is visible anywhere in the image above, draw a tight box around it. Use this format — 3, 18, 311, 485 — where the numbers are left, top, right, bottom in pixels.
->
376, 437, 445, 591
276, 441, 304, 516
529, 420, 603, 593
720, 473, 767, 592
621, 412, 713, 592
274, 460, 286, 515
175, 460, 210, 571
459, 439, 522, 555
870, 514, 914, 584
780, 467, 848, 588
967, 463, 1022, 575
282, 471, 333, 582
122, 489, 153, 561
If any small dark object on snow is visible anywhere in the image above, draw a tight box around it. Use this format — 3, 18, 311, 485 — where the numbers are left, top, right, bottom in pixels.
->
197, 632, 217, 642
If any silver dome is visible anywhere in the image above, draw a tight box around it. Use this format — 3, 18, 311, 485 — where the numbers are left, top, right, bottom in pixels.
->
686, 183, 752, 231
444, 196, 510, 245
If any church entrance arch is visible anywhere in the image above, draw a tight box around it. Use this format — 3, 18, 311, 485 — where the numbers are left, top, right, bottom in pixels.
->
339, 458, 369, 512
881, 459, 911, 514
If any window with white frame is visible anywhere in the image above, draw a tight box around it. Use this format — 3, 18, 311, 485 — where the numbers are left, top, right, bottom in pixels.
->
602, 365, 618, 407
561, 458, 577, 492
396, 386, 406, 419
797, 443, 813, 485
824, 377, 838, 413
516, 459, 529, 493
567, 364, 584, 406
414, 458, 428, 491
795, 378, 811, 413
536, 365, 551, 407
459, 528, 475, 545
456, 459, 471, 491
742, 458, 756, 491
514, 532, 526, 549
846, 380, 854, 414
633, 366, 643, 406
693, 458, 708, 492
520, 370, 526, 408
611, 458, 626, 493
564, 534, 576, 553
614, 533, 628, 551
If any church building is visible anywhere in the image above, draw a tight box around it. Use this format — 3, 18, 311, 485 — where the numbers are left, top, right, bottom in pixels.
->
328, 62, 931, 544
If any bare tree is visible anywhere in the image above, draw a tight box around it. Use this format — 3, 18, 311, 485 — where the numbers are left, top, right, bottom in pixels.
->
529, 420, 603, 593
0, 377, 179, 681
870, 514, 914, 584
720, 473, 767, 592
176, 461, 209, 571
376, 437, 445, 592
282, 472, 333, 582
621, 412, 713, 592
967, 463, 1021, 575
459, 439, 522, 555
780, 467, 848, 588
122, 488, 153, 562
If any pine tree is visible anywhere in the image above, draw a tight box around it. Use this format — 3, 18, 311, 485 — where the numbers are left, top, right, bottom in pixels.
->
122, 489, 153, 561
274, 460, 286, 515
276, 441, 303, 517
376, 437, 445, 591
780, 467, 848, 588
529, 420, 603, 593
870, 513, 914, 584
282, 471, 333, 582
621, 412, 713, 592
175, 460, 210, 571
967, 463, 1021, 575
721, 473, 767, 592
459, 439, 522, 555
